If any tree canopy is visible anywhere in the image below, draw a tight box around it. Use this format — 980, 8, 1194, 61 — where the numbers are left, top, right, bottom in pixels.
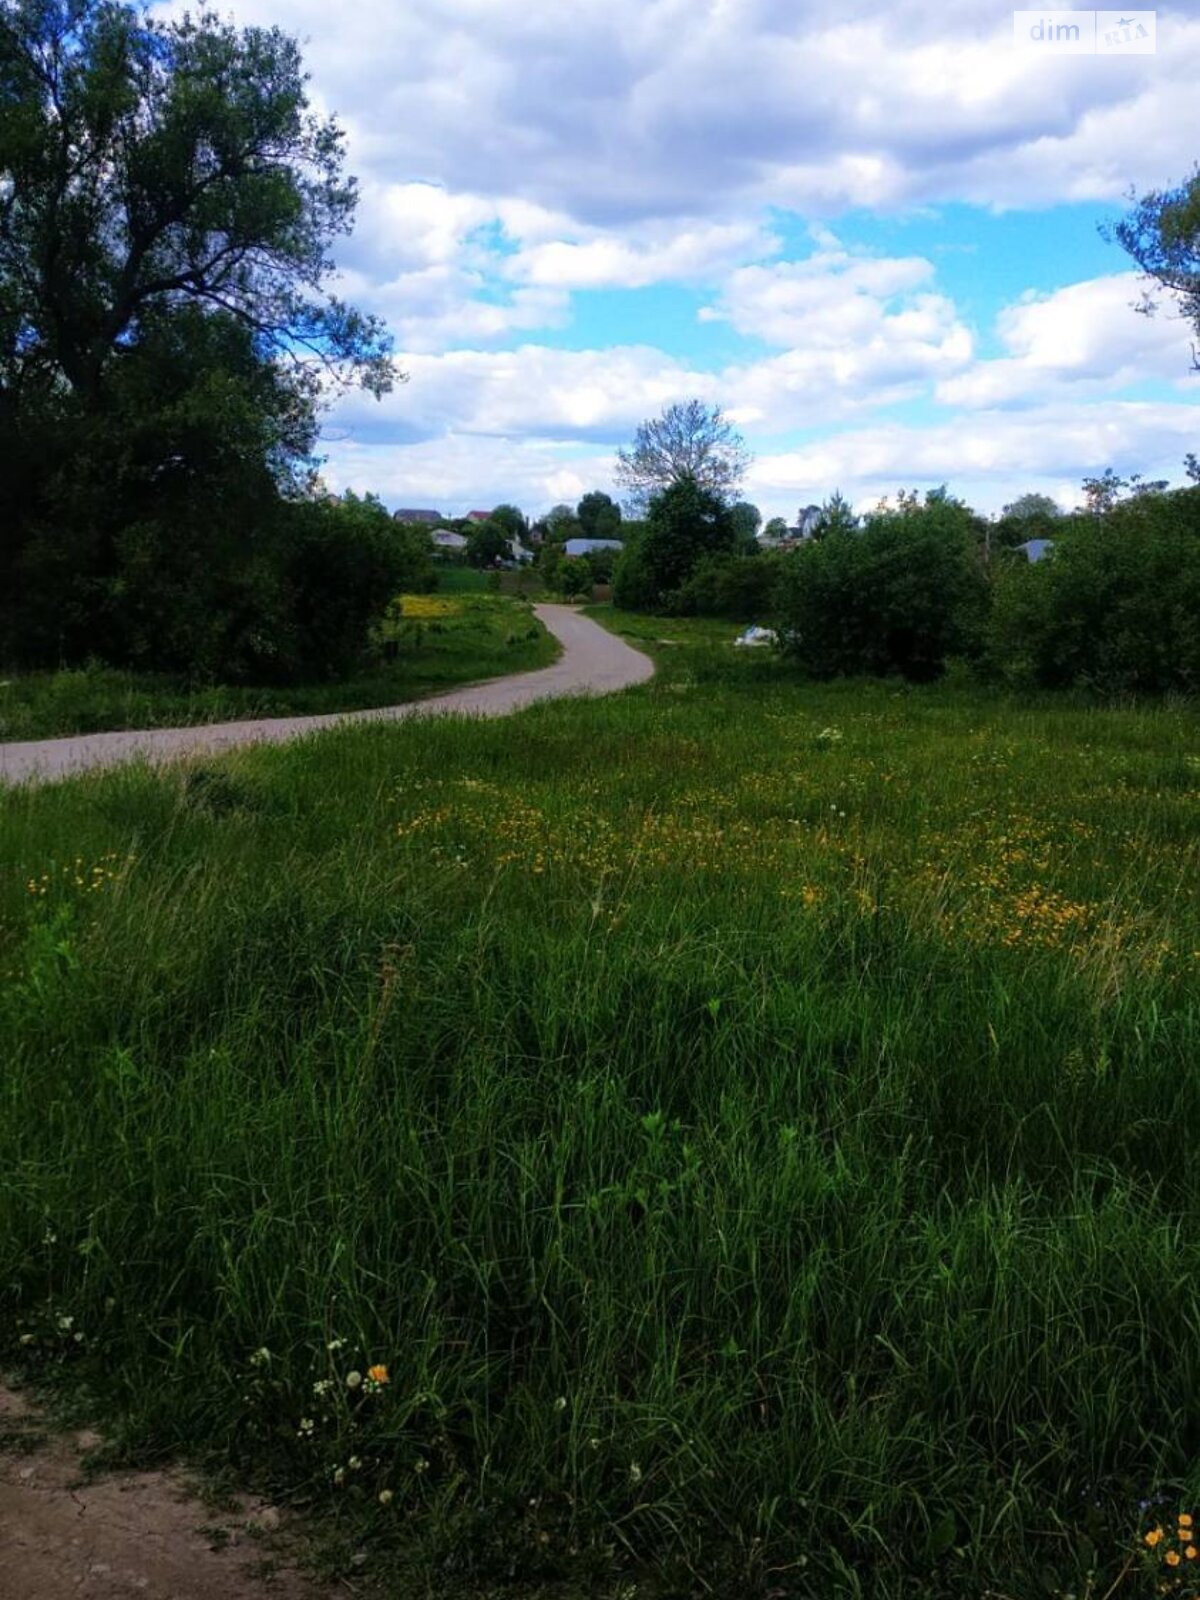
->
489, 504, 528, 540
1113, 165, 1200, 366
614, 399, 751, 512
613, 473, 736, 608
466, 520, 512, 568
577, 490, 621, 540
729, 501, 761, 548
776, 496, 988, 682
814, 491, 858, 538
542, 504, 580, 539
0, 0, 394, 410
1001, 493, 1061, 522
0, 0, 400, 676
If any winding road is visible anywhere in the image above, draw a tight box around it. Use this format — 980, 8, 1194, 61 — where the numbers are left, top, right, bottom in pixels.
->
0, 604, 655, 787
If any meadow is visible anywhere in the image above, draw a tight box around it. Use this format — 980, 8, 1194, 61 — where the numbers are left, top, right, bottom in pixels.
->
0, 590, 554, 741
2, 614, 1199, 1598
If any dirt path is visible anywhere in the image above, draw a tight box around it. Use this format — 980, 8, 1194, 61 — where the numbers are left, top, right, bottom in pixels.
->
0, 1385, 336, 1600
0, 604, 654, 787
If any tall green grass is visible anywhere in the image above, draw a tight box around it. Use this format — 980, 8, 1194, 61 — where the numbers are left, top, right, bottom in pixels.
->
2, 623, 1198, 1597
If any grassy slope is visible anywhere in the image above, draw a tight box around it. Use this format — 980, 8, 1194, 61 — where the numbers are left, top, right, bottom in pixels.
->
2, 614, 1199, 1597
0, 592, 556, 741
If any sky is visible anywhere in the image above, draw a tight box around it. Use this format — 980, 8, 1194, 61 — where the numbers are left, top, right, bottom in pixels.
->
174, 1, 1200, 521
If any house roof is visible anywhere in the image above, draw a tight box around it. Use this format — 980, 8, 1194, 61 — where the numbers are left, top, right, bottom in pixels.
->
466, 510, 493, 522
1016, 538, 1055, 562
393, 508, 442, 522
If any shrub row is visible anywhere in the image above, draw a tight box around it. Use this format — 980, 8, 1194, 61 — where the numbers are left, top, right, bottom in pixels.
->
4, 489, 434, 685
613, 485, 1200, 691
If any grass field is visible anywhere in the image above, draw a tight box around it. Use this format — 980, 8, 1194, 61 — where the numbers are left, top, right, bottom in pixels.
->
0, 592, 555, 741
2, 614, 1199, 1597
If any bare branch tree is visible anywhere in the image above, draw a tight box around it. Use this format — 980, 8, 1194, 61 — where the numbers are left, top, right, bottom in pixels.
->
614, 399, 751, 512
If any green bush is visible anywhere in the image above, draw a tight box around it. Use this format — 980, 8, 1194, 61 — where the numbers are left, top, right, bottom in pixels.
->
557, 556, 593, 599
775, 498, 989, 681
580, 543, 620, 584
2, 307, 292, 675
611, 530, 660, 611
278, 494, 434, 680
0, 303, 427, 684
670, 549, 786, 620
987, 489, 1200, 693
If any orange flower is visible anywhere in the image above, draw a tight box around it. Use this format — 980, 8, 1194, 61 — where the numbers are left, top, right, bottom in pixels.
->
1187, 1546, 1198, 1561
1166, 1550, 1181, 1567
1147, 1529, 1164, 1547
1180, 1514, 1194, 1529
367, 1364, 390, 1385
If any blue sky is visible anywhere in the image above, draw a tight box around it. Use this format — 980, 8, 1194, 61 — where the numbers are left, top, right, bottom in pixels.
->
164, 0, 1200, 520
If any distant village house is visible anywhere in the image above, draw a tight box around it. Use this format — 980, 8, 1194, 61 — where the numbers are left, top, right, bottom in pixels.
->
1016, 538, 1055, 563
563, 537, 624, 557
430, 528, 469, 553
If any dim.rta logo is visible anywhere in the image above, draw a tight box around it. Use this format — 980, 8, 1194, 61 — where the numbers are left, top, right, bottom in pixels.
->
1011, 10, 1156, 53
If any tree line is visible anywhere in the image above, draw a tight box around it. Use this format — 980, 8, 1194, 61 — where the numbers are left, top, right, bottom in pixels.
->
587, 385, 1200, 696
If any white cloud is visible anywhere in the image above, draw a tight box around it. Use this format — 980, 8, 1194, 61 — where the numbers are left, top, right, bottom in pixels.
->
336, 262, 570, 356
936, 273, 1198, 407
333, 253, 977, 445
745, 400, 1200, 514
334, 344, 718, 441
320, 432, 615, 520
696, 245, 973, 421
507, 220, 779, 290
701, 251, 937, 343
157, 0, 1200, 223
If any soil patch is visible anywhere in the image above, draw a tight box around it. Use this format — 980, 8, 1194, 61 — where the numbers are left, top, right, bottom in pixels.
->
0, 1384, 336, 1600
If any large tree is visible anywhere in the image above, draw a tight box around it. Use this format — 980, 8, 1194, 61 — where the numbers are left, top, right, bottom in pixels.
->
993, 491, 1061, 550
1001, 492, 1061, 522
489, 503, 528, 540
625, 473, 736, 606
1113, 166, 1200, 367
614, 399, 750, 512
466, 519, 512, 568
814, 490, 858, 538
0, 0, 399, 673
729, 500, 761, 549
577, 489, 621, 540
0, 0, 394, 412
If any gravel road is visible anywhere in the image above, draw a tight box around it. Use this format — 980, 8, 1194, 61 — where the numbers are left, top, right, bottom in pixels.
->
0, 603, 654, 787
